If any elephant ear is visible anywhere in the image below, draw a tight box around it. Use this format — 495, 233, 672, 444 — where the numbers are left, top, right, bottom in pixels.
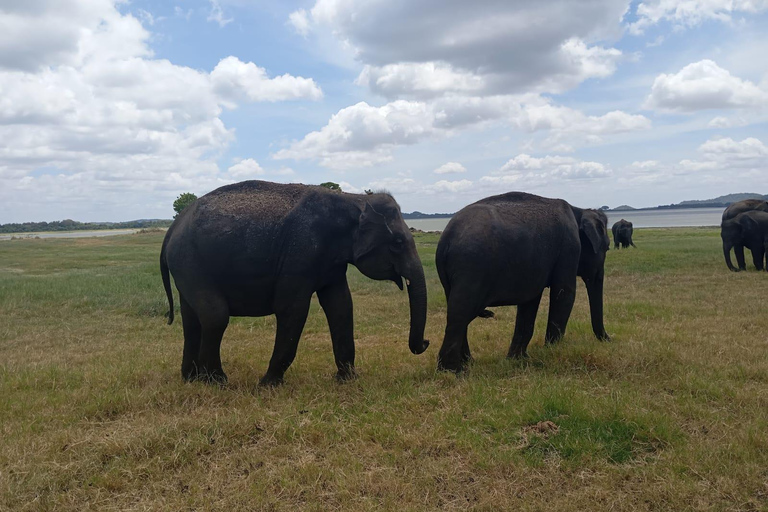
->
740, 213, 758, 234
581, 215, 606, 254
353, 203, 391, 262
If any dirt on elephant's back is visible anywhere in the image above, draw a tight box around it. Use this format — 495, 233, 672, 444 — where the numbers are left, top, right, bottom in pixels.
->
203, 182, 308, 221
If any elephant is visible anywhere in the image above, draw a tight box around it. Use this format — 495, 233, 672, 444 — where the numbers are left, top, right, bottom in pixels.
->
720, 210, 768, 272
721, 199, 768, 271
160, 180, 430, 386
435, 191, 610, 372
611, 219, 635, 249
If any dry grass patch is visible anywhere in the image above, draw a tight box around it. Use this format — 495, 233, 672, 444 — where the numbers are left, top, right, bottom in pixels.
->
1, 229, 767, 510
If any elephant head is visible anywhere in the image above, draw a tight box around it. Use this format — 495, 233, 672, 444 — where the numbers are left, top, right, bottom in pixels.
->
576, 208, 611, 341
352, 201, 429, 355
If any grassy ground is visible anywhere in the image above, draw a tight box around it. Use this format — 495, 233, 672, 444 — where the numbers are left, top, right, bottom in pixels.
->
1, 228, 766, 511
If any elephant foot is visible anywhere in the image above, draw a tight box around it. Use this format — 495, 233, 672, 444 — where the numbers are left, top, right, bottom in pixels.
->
258, 373, 284, 388
181, 363, 199, 382
335, 366, 357, 383
198, 368, 228, 385
437, 358, 464, 375
597, 331, 611, 342
507, 348, 528, 359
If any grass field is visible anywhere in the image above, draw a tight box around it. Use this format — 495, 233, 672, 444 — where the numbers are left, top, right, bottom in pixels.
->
1, 228, 767, 510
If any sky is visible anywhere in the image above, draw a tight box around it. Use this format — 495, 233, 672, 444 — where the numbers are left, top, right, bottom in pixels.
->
0, 0, 767, 222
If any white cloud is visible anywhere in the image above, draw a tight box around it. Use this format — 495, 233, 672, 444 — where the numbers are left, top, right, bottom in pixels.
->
227, 159, 265, 178
272, 100, 437, 169
699, 136, 768, 159
293, 0, 628, 97
338, 181, 363, 193
366, 176, 418, 194
0, 0, 324, 222
211, 56, 323, 104
288, 9, 311, 36
431, 180, 472, 194
628, 0, 768, 35
207, 0, 233, 27
356, 62, 486, 99
0, 0, 150, 72
273, 96, 650, 169
646, 60, 767, 111
430, 179, 473, 193
479, 154, 612, 190
433, 162, 466, 174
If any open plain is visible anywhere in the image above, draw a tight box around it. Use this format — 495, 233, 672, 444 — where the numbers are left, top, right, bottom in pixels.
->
1, 229, 767, 510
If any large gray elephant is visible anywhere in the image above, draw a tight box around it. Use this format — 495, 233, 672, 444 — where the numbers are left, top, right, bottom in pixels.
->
721, 199, 768, 271
611, 219, 635, 249
721, 210, 768, 272
435, 192, 610, 372
160, 181, 429, 386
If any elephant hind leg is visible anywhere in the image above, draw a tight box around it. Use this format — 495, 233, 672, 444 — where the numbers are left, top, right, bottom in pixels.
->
179, 291, 229, 384
196, 296, 230, 384
751, 246, 765, 271
438, 286, 485, 373
179, 294, 202, 382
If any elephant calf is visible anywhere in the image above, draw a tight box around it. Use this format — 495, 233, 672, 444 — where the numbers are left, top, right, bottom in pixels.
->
611, 219, 635, 249
435, 191, 610, 372
721, 199, 768, 271
721, 210, 768, 271
161, 180, 429, 386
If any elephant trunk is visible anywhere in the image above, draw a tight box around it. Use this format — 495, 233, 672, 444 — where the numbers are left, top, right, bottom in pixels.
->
722, 240, 737, 271
583, 272, 609, 341
403, 261, 430, 355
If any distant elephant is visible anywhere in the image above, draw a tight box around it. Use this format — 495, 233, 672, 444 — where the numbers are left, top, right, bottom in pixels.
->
721, 199, 768, 271
160, 181, 429, 386
611, 219, 635, 249
721, 210, 768, 272
435, 192, 610, 372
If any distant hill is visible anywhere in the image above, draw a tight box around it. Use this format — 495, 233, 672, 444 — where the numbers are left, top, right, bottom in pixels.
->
0, 218, 172, 234
402, 211, 454, 219
610, 192, 767, 211
677, 193, 768, 206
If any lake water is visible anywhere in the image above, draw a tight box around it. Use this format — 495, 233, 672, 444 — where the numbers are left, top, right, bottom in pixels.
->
405, 207, 724, 231
0, 229, 139, 241
0, 207, 724, 240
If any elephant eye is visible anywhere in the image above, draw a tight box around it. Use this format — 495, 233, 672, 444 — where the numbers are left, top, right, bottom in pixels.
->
390, 237, 405, 252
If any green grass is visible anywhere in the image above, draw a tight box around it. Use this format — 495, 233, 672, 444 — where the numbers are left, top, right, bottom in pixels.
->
1, 228, 767, 510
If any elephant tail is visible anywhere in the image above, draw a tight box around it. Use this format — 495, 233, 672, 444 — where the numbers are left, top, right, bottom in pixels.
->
160, 234, 174, 325
478, 309, 495, 318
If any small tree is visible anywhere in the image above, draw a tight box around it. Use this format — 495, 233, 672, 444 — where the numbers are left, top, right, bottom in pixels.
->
320, 182, 341, 192
173, 192, 198, 218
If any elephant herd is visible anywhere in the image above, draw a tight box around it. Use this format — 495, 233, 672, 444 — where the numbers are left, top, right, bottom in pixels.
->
160, 180, 764, 386
720, 199, 768, 272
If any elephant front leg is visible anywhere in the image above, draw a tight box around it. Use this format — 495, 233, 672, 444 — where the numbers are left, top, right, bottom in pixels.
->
317, 277, 356, 382
259, 295, 311, 387
508, 293, 542, 358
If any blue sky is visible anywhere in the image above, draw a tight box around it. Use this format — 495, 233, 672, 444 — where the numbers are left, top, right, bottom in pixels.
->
0, 0, 766, 222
